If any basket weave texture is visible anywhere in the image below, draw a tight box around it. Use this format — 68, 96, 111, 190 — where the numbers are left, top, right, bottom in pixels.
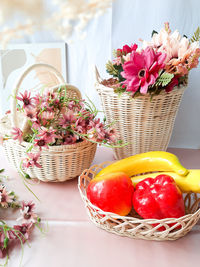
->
0, 63, 97, 182
95, 67, 186, 160
78, 162, 200, 241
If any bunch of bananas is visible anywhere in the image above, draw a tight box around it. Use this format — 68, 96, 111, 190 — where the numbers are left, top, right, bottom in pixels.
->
96, 151, 200, 193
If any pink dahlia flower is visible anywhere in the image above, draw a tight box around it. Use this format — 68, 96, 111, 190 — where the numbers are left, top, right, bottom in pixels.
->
13, 223, 33, 243
11, 127, 23, 143
0, 187, 14, 208
38, 127, 58, 144
16, 90, 34, 110
121, 47, 166, 94
17, 201, 38, 224
22, 152, 42, 168
59, 110, 76, 128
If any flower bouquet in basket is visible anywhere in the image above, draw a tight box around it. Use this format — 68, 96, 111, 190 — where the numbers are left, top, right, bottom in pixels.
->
0, 86, 119, 183
95, 23, 200, 159
0, 68, 120, 183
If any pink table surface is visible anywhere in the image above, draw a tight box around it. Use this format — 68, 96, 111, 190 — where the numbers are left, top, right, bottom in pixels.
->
0, 146, 200, 267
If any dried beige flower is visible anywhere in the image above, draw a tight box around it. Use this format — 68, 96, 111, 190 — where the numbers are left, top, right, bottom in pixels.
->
0, 0, 113, 46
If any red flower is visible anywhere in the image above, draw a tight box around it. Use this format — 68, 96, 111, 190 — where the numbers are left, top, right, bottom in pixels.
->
117, 43, 138, 56
165, 76, 179, 93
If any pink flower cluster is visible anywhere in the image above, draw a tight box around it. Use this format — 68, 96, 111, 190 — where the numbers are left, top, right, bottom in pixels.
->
12, 88, 118, 169
143, 22, 200, 76
0, 178, 40, 259
106, 23, 200, 95
121, 47, 166, 94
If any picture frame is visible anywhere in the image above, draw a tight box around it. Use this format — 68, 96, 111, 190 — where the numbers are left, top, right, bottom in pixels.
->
0, 42, 67, 115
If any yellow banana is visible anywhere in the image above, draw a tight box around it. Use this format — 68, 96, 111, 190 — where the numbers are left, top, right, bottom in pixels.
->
96, 151, 188, 178
131, 169, 200, 193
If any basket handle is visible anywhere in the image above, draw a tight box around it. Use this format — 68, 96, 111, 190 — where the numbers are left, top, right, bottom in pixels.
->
94, 65, 103, 84
11, 63, 66, 132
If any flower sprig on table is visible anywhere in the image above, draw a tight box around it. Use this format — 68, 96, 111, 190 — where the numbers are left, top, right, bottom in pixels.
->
6, 86, 121, 175
104, 23, 200, 97
0, 169, 42, 264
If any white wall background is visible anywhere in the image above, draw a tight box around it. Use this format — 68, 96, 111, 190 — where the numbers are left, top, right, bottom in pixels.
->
2, 0, 200, 149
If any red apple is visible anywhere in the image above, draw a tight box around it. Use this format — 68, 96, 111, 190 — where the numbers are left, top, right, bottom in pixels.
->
87, 172, 134, 216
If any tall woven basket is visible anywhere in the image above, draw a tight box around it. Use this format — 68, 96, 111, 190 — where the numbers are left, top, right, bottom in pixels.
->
0, 63, 97, 182
95, 67, 187, 160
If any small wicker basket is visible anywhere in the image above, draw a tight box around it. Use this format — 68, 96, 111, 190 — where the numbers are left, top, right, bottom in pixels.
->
95, 66, 187, 160
0, 63, 97, 182
78, 162, 200, 241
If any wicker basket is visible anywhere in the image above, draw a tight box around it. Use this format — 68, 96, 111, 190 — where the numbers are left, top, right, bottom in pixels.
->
78, 162, 200, 241
0, 63, 97, 182
95, 66, 187, 160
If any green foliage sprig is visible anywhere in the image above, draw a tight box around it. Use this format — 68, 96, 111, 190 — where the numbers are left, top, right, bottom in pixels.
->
190, 27, 200, 43
155, 72, 174, 87
106, 61, 125, 82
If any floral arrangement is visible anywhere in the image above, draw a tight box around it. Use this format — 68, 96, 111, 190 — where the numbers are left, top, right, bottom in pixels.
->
3, 86, 119, 175
105, 23, 200, 97
0, 169, 42, 263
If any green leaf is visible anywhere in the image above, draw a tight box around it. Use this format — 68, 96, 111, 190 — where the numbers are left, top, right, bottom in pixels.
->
3, 237, 9, 248
106, 60, 118, 76
0, 169, 4, 173
25, 173, 31, 179
151, 30, 158, 37
26, 145, 33, 153
27, 119, 33, 127
155, 72, 174, 87
113, 85, 126, 96
190, 27, 200, 43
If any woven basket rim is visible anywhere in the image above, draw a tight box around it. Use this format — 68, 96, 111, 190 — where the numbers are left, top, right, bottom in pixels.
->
80, 192, 200, 223
96, 82, 187, 100
78, 161, 200, 224
3, 138, 96, 153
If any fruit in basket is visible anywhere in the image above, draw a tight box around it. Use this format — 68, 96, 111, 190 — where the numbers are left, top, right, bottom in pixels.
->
87, 172, 134, 216
95, 151, 188, 178
131, 169, 200, 193
132, 174, 185, 222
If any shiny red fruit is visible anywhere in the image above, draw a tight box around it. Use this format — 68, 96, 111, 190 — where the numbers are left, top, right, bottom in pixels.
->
87, 172, 134, 216
133, 174, 185, 220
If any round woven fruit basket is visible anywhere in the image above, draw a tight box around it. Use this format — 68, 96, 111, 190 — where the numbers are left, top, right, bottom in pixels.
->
78, 162, 200, 241
95, 67, 187, 160
0, 63, 97, 182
